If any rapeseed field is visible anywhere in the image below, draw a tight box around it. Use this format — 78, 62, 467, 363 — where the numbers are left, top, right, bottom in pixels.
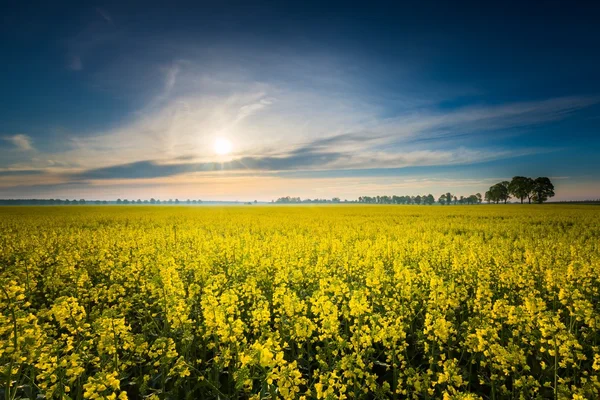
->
1, 205, 599, 399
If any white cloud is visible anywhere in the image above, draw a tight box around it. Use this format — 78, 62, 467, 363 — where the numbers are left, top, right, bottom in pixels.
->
164, 63, 180, 93
7, 57, 598, 193
41, 73, 594, 175
3, 134, 34, 151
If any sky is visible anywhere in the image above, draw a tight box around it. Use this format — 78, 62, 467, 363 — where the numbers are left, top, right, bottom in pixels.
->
1, 0, 600, 201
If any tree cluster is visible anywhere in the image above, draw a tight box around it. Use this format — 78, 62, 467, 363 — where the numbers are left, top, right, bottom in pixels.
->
115, 198, 203, 204
358, 195, 437, 205
0, 199, 204, 205
437, 192, 482, 205
275, 197, 344, 204
485, 177, 555, 204
0, 199, 94, 205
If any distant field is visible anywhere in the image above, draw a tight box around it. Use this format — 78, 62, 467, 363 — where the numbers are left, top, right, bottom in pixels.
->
1, 206, 599, 399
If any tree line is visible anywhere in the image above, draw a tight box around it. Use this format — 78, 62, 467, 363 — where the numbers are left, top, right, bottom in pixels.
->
274, 197, 344, 204
358, 193, 484, 205
275, 177, 555, 205
275, 193, 483, 205
0, 177, 556, 206
485, 177, 555, 204
0, 198, 203, 205
116, 198, 203, 204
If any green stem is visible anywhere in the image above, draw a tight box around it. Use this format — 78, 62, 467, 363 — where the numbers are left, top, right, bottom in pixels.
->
1, 286, 19, 400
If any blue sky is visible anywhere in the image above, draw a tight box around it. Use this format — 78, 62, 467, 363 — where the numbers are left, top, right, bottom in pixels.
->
1, 0, 599, 200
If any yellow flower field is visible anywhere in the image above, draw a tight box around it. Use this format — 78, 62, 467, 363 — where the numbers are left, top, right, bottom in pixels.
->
1, 205, 599, 399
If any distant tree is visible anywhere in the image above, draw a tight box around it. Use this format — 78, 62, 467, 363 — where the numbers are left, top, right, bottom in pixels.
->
116, 198, 122, 204
509, 176, 534, 204
332, 197, 340, 203
425, 194, 435, 205
136, 199, 142, 204
484, 191, 492, 204
488, 181, 510, 204
150, 198, 156, 204
102, 200, 108, 204
123, 199, 129, 204
438, 195, 447, 205
488, 186, 500, 203
275, 196, 302, 203
414, 195, 422, 205
532, 177, 555, 204
95, 200, 101, 205
500, 181, 511, 203
187, 199, 191, 204
175, 199, 180, 204
143, 200, 149, 204
476, 193, 482, 204
445, 192, 453, 205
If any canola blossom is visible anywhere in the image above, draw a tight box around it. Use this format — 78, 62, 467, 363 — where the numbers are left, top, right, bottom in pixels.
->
1, 205, 599, 399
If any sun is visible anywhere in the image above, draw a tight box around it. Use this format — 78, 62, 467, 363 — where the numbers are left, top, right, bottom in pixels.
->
214, 137, 232, 155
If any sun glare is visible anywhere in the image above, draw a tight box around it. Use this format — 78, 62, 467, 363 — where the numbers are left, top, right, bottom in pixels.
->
214, 137, 232, 155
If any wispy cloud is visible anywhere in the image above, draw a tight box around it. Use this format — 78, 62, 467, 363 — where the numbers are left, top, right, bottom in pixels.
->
96, 8, 113, 24
4, 53, 599, 199
49, 77, 595, 172
395, 96, 600, 141
164, 63, 180, 93
3, 134, 34, 151
64, 9, 119, 73
67, 55, 83, 71
10, 80, 595, 179
63, 145, 545, 181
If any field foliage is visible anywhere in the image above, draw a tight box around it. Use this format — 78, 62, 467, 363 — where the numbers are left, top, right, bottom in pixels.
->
1, 205, 599, 399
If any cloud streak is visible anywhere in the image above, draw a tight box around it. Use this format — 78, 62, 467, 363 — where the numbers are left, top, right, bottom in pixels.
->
73, 150, 342, 180
0, 169, 43, 177
66, 145, 544, 181
3, 134, 34, 151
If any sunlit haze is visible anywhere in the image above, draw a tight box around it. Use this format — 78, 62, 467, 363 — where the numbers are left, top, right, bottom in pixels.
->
214, 137, 233, 156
